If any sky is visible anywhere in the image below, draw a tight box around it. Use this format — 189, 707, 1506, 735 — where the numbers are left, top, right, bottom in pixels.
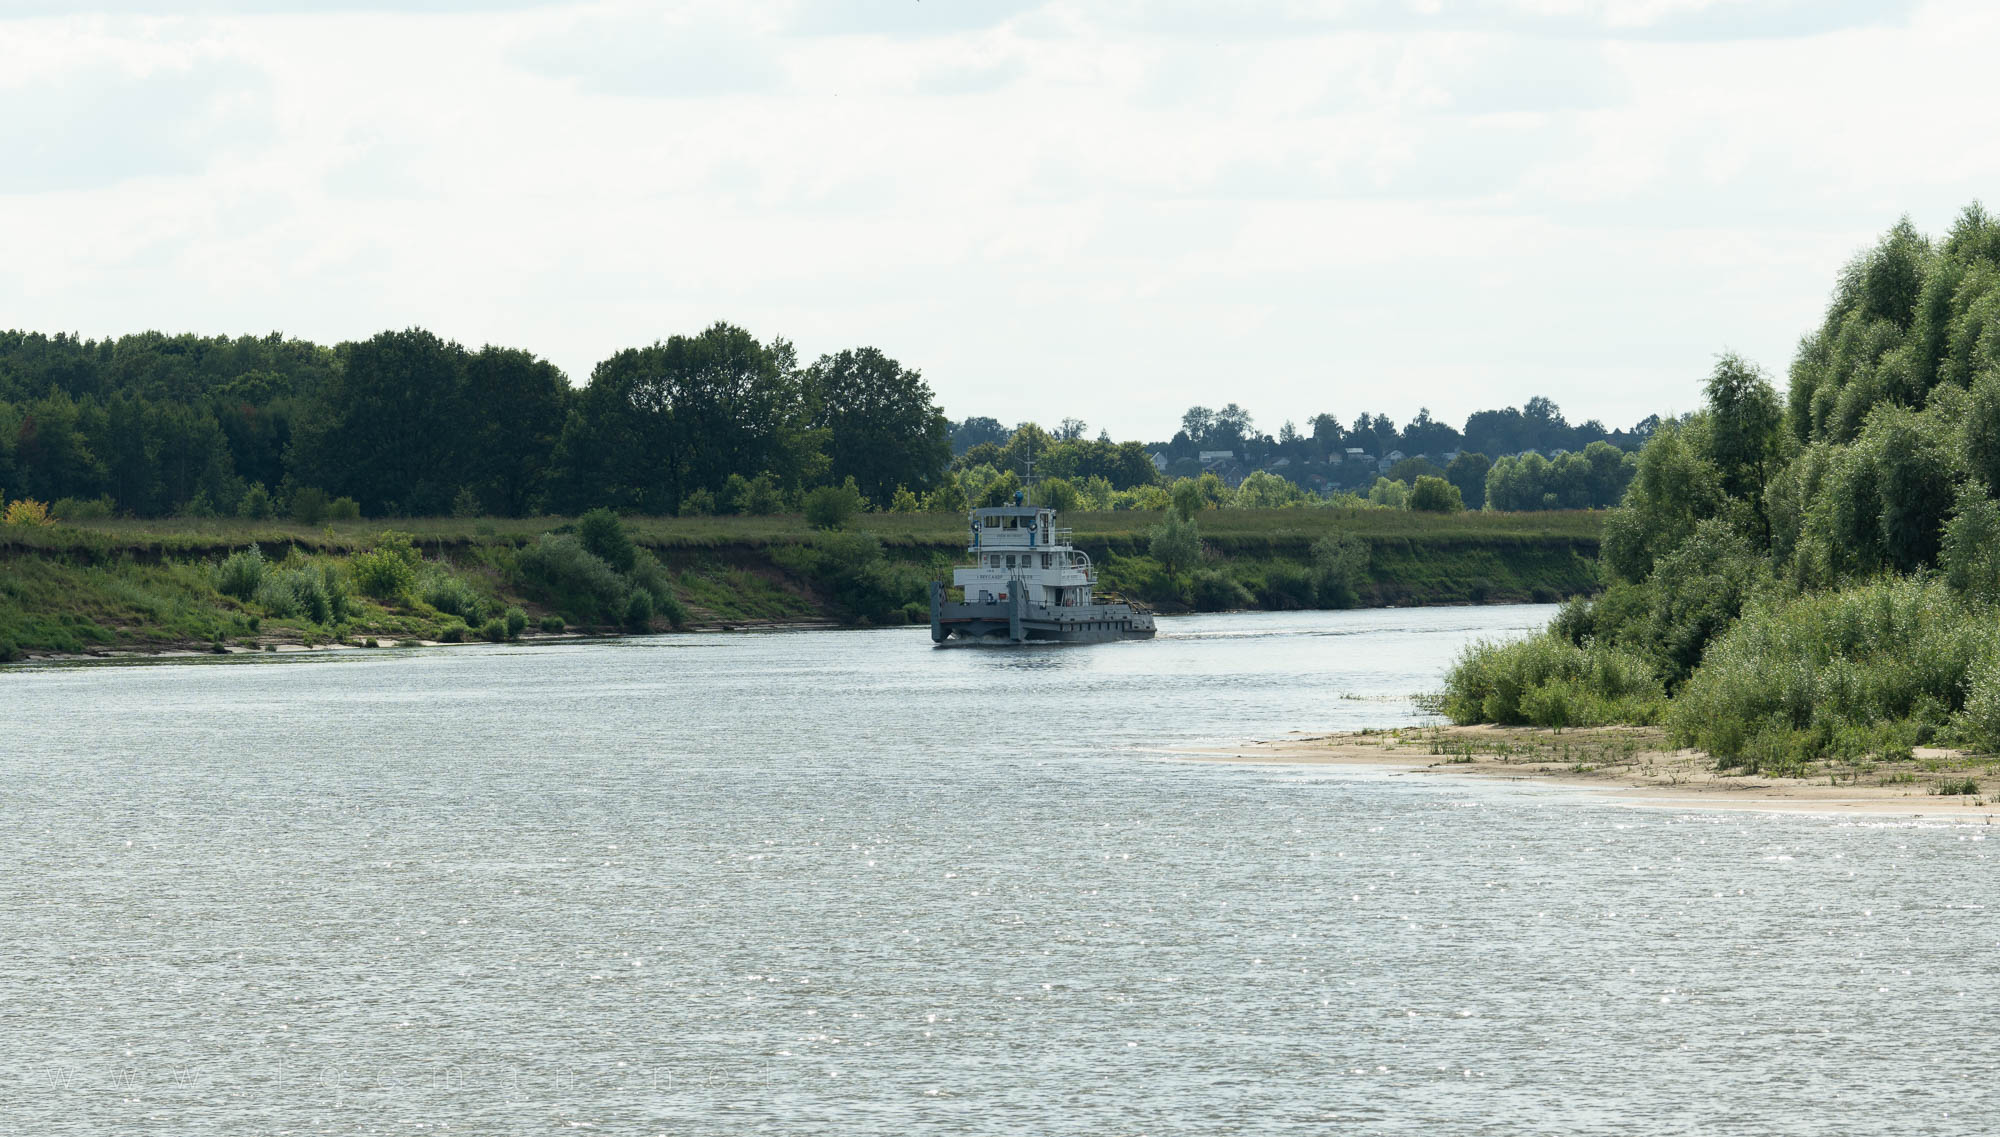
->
2, 0, 1992, 441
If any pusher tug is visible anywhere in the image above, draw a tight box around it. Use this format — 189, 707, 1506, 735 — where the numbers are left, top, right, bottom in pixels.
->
929, 491, 1156, 645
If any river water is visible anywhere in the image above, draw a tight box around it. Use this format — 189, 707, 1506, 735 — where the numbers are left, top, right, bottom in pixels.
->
6, 605, 1998, 1135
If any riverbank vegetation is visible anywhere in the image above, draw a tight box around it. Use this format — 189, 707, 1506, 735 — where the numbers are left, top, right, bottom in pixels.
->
1443, 204, 2000, 770
0, 507, 1601, 659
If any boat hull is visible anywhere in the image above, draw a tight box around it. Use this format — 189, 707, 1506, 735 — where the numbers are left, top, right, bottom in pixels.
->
930, 582, 1155, 644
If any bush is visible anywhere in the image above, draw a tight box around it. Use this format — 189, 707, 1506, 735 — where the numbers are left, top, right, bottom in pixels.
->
680, 488, 717, 516
290, 488, 330, 525
624, 588, 655, 631
1310, 532, 1369, 608
327, 497, 362, 521
214, 545, 267, 600
254, 566, 338, 624
1409, 475, 1464, 513
3, 498, 53, 526
52, 495, 116, 521
771, 530, 925, 624
350, 545, 417, 603
724, 471, 785, 515
1441, 633, 1663, 727
417, 566, 485, 623
1148, 514, 1203, 578
451, 487, 482, 519
480, 617, 508, 642
437, 623, 466, 643
504, 606, 528, 638
1254, 562, 1318, 610
804, 481, 866, 530
236, 484, 272, 520
577, 507, 637, 572
889, 487, 920, 513
514, 532, 628, 625
1673, 576, 1996, 765
539, 614, 565, 633
1190, 569, 1253, 612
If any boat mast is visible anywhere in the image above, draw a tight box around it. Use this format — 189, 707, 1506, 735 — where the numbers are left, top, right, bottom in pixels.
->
1021, 432, 1035, 506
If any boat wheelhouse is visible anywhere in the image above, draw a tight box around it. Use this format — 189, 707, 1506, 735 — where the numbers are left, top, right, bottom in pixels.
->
929, 498, 1155, 644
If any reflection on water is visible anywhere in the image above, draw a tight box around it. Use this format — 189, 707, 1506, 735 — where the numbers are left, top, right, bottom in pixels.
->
5, 605, 1996, 1134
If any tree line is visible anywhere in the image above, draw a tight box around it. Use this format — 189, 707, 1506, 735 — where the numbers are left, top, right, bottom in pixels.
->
0, 323, 950, 519
1, 318, 1649, 522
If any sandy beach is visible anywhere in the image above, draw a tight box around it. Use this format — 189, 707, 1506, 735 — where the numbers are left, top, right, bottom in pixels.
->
1167, 724, 2000, 819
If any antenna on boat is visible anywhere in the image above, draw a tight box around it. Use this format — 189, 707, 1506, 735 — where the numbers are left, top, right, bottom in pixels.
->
1023, 432, 1035, 506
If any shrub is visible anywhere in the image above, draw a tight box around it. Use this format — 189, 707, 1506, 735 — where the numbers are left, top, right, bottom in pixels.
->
417, 566, 485, 623
236, 484, 272, 520
1441, 633, 1663, 727
255, 567, 335, 624
350, 546, 417, 603
437, 623, 466, 643
1310, 532, 1369, 608
804, 481, 866, 530
327, 497, 362, 521
889, 486, 920, 513
290, 487, 330, 525
1190, 569, 1253, 611
1672, 576, 1994, 764
576, 507, 637, 572
514, 533, 628, 624
53, 495, 116, 521
480, 617, 508, 642
680, 488, 717, 516
771, 530, 925, 624
1409, 475, 1464, 513
3, 498, 53, 526
1254, 562, 1318, 610
214, 545, 267, 600
504, 606, 528, 638
624, 588, 655, 631
539, 614, 565, 633
1148, 514, 1203, 578
724, 472, 785, 515
451, 487, 482, 519
1170, 479, 1203, 521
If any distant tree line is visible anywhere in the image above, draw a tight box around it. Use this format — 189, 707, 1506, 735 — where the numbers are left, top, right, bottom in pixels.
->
952, 399, 1656, 466
0, 324, 949, 519
0, 320, 1650, 522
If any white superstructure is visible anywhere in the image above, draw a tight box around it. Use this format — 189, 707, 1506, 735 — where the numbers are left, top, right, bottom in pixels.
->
952, 505, 1100, 608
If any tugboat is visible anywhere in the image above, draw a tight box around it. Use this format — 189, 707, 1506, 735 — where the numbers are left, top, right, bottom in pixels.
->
929, 492, 1156, 645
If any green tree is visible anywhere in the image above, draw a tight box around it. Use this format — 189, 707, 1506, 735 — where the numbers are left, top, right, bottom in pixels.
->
458, 346, 571, 515
576, 507, 638, 573
289, 328, 470, 516
1408, 475, 1463, 513
804, 479, 867, 529
1149, 514, 1203, 577
804, 347, 950, 507
1446, 451, 1491, 510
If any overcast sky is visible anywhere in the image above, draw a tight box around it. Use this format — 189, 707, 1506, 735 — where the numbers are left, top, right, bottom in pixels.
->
2, 0, 1988, 439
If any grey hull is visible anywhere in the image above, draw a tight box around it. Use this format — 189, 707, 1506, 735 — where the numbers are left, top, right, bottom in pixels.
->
929, 582, 1156, 644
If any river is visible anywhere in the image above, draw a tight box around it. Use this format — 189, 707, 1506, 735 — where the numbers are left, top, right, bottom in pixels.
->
6, 605, 1997, 1134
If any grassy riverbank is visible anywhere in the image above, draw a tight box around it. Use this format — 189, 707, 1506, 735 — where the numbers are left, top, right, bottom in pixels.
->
0, 509, 1602, 659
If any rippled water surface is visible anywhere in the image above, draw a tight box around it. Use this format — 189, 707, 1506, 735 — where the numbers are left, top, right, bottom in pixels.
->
8, 605, 2000, 1135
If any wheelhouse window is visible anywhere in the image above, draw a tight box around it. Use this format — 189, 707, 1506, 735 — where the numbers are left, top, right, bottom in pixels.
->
985, 516, 1000, 528
1006, 555, 1017, 568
